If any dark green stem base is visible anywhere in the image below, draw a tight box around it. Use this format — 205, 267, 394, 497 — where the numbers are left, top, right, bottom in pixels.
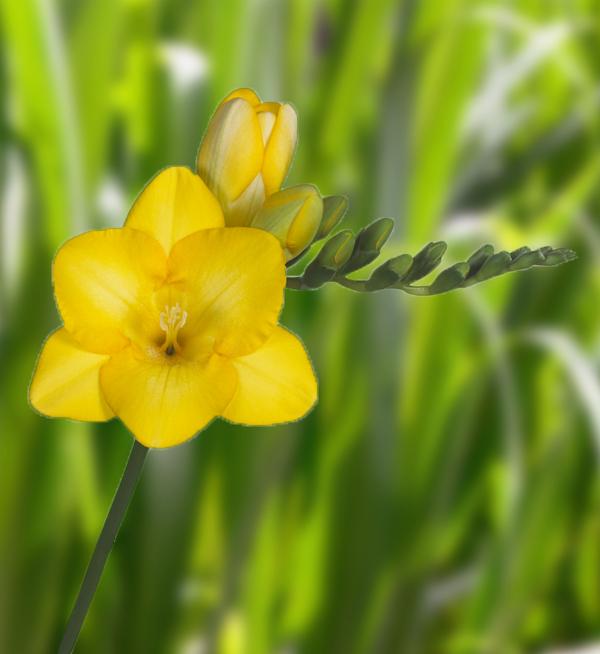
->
58, 440, 149, 654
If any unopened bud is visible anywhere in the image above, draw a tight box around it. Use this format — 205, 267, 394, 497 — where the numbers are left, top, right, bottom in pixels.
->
429, 262, 469, 294
251, 185, 323, 260
340, 218, 394, 274
356, 218, 394, 253
196, 88, 298, 226
302, 230, 355, 288
317, 230, 355, 269
316, 196, 349, 240
368, 254, 413, 290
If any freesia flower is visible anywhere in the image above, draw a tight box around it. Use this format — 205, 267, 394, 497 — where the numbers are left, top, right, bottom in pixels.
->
196, 88, 298, 227
32, 88, 576, 654
29, 167, 317, 448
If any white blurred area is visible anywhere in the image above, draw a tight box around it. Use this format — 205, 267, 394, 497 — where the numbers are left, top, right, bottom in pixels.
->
543, 645, 600, 654
0, 148, 27, 319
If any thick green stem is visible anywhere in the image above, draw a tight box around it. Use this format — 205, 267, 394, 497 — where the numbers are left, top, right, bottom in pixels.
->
58, 440, 149, 654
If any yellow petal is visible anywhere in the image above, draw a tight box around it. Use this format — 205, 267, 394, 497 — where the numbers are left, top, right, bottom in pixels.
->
167, 227, 285, 357
262, 103, 297, 195
196, 98, 264, 203
224, 174, 266, 227
100, 346, 236, 448
125, 167, 224, 253
257, 110, 277, 144
53, 228, 167, 354
222, 326, 317, 425
251, 184, 322, 259
256, 103, 281, 143
222, 87, 261, 107
29, 328, 113, 421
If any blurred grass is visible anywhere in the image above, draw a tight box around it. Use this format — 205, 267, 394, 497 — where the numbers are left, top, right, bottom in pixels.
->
1, 0, 599, 653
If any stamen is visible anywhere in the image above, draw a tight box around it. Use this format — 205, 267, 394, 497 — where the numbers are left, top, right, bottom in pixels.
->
160, 303, 187, 332
159, 303, 187, 355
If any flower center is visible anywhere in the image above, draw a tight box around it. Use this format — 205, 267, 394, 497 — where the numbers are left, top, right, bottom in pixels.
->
159, 303, 187, 356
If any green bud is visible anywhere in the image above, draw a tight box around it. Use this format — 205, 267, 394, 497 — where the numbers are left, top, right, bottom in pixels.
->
368, 254, 413, 291
401, 241, 447, 284
471, 251, 512, 281
510, 246, 530, 260
302, 230, 355, 288
543, 248, 577, 265
467, 244, 494, 276
429, 262, 469, 294
357, 217, 394, 252
316, 196, 349, 240
251, 185, 323, 261
339, 218, 394, 274
509, 250, 545, 270
318, 230, 355, 268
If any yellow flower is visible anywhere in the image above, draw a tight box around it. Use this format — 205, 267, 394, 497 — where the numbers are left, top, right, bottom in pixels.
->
196, 88, 298, 227
29, 167, 317, 448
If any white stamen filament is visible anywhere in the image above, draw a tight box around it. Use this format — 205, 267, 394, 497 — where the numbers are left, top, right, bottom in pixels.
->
160, 303, 187, 332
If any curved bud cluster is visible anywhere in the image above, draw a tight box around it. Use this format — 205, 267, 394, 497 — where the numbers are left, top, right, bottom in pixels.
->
196, 87, 575, 292
287, 225, 577, 296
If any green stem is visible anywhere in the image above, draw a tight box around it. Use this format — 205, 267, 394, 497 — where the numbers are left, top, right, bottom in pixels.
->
287, 274, 444, 295
335, 276, 436, 295
58, 440, 149, 654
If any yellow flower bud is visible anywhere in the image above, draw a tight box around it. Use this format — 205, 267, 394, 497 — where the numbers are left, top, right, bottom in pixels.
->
251, 185, 323, 260
196, 88, 298, 227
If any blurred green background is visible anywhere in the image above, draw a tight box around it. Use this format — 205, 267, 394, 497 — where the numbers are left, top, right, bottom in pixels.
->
0, 0, 598, 652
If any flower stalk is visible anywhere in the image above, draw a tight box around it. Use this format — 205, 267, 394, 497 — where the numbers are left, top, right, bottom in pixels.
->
58, 441, 149, 654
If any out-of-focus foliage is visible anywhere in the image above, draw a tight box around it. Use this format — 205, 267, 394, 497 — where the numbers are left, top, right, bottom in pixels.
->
0, 1, 598, 653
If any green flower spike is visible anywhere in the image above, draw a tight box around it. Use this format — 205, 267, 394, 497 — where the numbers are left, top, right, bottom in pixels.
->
287, 215, 576, 295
